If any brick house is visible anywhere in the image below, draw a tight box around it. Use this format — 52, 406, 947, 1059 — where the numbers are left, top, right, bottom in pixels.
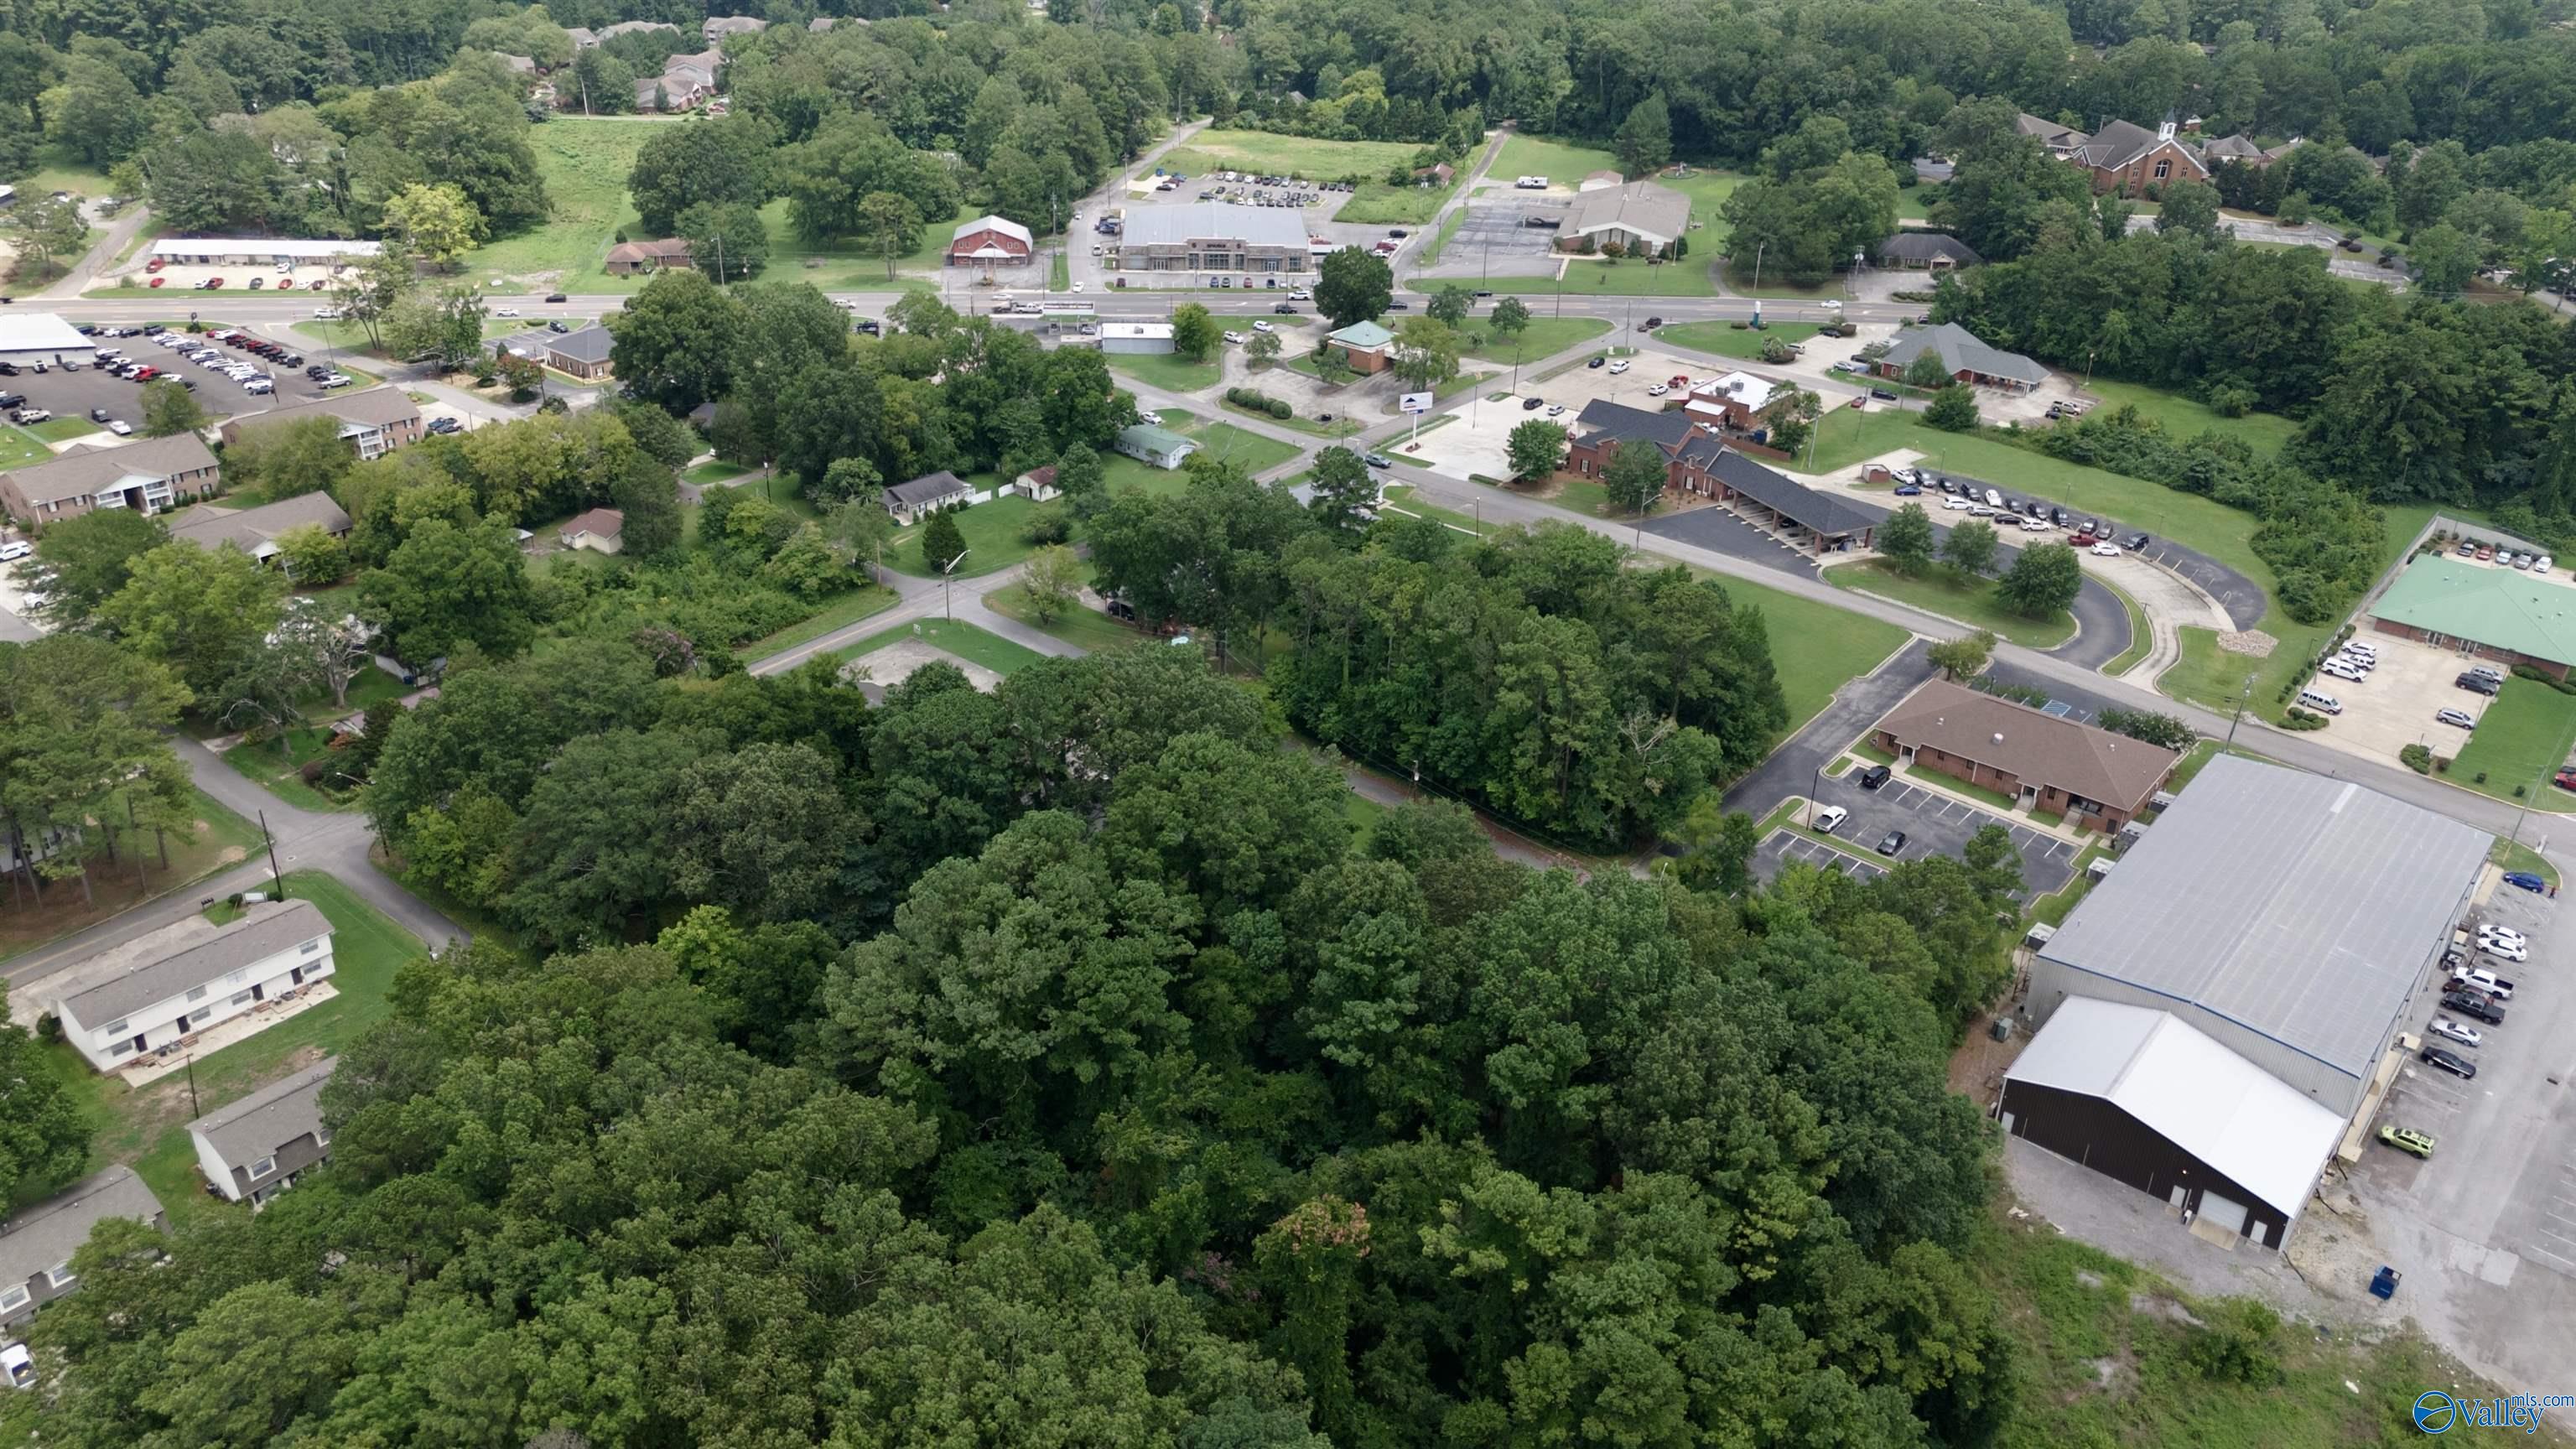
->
605, 238, 693, 275
1322, 321, 1394, 374
0, 434, 221, 526
948, 215, 1035, 267
1871, 679, 2179, 832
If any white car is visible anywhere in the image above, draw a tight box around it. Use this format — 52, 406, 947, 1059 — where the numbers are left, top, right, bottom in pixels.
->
1251, 319, 1274, 333
1137, 409, 1162, 426
1983, 488, 2003, 507
0, 540, 30, 563
2537, 555, 2555, 575
2478, 923, 2527, 947
2090, 542, 2122, 558
1940, 496, 1974, 511
2334, 647, 2376, 668
2479, 937, 2529, 963
1288, 288, 1311, 300
1071, 280, 1084, 293
2429, 1017, 2484, 1048
2, 1341, 29, 1391
243, 381, 272, 395
2319, 659, 2366, 683
1644, 382, 1668, 397
1812, 805, 1849, 833
495, 307, 521, 318
2018, 517, 2050, 532
1607, 359, 1630, 374
312, 306, 343, 319
1223, 330, 1244, 345
106, 419, 133, 434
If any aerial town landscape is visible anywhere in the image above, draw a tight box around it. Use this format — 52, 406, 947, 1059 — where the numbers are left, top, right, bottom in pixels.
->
4, 0, 2576, 1441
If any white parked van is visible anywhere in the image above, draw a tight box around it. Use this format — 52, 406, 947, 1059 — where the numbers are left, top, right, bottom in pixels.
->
2296, 688, 2343, 714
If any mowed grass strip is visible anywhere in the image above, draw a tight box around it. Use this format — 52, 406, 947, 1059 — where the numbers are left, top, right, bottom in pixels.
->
1159, 128, 1421, 181
2448, 678, 2576, 802
834, 618, 1050, 677
1823, 558, 2075, 649
1654, 320, 1826, 361
1701, 571, 1909, 738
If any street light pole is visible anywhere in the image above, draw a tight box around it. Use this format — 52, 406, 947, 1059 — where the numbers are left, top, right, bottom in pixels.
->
2224, 671, 2257, 748
941, 547, 971, 620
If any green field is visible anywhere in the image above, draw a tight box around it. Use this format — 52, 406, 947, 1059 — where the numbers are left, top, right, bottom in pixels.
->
1481, 257, 1722, 298
220, 728, 355, 813
1462, 314, 1612, 366
1379, 483, 1491, 537
742, 585, 898, 662
28, 871, 426, 1230
1491, 135, 1620, 185
27, 416, 102, 443
985, 584, 1150, 654
2447, 678, 2576, 802
1158, 128, 1422, 184
835, 618, 1050, 677
1654, 319, 1826, 361
1896, 180, 1946, 223
2080, 379, 2299, 454
1166, 419, 1301, 475
1823, 558, 2075, 648
1108, 351, 1223, 394
1708, 572, 1910, 737
0, 425, 50, 468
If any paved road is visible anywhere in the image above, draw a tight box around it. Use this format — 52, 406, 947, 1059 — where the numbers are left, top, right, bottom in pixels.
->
3, 736, 466, 995
1914, 465, 2265, 630
39, 201, 153, 300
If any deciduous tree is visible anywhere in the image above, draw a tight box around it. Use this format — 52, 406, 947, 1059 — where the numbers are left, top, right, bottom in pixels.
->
1877, 501, 1935, 575
1599, 437, 1668, 519
1314, 246, 1393, 329
1996, 539, 2083, 617
1507, 418, 1566, 480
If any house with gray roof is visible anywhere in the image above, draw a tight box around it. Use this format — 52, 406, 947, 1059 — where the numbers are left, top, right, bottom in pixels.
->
0, 434, 221, 526
1875, 321, 2049, 391
168, 491, 353, 567
1566, 401, 1875, 553
544, 324, 617, 381
0, 1167, 166, 1330
704, 13, 768, 42
1877, 231, 1983, 269
883, 470, 973, 526
2015, 112, 2091, 158
49, 900, 335, 1073
188, 1058, 339, 1207
220, 385, 423, 461
1561, 179, 1690, 256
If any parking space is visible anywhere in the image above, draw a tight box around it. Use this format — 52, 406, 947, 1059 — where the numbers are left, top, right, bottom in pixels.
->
3, 325, 346, 434
1756, 826, 1889, 884
1644, 503, 1828, 578
1760, 765, 2082, 897
2282, 630, 2490, 766
1418, 196, 1565, 278
1917, 467, 2267, 629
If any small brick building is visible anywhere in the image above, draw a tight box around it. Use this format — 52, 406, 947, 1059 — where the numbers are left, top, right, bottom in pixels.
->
1872, 678, 2178, 832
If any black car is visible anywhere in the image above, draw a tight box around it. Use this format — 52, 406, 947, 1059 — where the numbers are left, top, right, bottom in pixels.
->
0, 392, 21, 409
544, 292, 569, 304
1473, 289, 1493, 298
1387, 228, 1408, 238
2126, 532, 2150, 550
1272, 303, 1298, 314
306, 365, 333, 378
2050, 507, 2068, 526
1521, 396, 1545, 410
1587, 356, 1606, 369
1643, 316, 1664, 330
2441, 990, 2506, 1026
89, 407, 111, 423
1869, 388, 1898, 402
854, 319, 880, 335
0, 362, 16, 376
1386, 299, 1410, 309
2419, 1045, 2478, 1079
1876, 829, 1907, 856
547, 319, 571, 334
1859, 764, 1892, 790
426, 417, 464, 435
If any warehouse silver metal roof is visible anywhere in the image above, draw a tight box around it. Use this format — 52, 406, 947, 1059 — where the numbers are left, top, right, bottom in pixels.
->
1117, 203, 1312, 251
2039, 754, 2489, 1083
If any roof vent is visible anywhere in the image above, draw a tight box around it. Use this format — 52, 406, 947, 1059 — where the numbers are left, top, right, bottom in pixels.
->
1992, 731, 2004, 745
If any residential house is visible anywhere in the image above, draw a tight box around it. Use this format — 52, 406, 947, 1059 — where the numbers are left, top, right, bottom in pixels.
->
1877, 231, 1983, 269
186, 1057, 339, 1208
559, 507, 625, 554
1564, 401, 1876, 553
1683, 370, 1785, 432
0, 434, 220, 527
1870, 678, 2179, 830
1411, 162, 1456, 186
564, 25, 597, 47
1561, 179, 1690, 257
543, 324, 616, 381
2199, 132, 2268, 165
883, 471, 972, 526
49, 900, 336, 1074
637, 48, 723, 111
1097, 322, 1175, 354
2072, 117, 2210, 195
595, 19, 681, 42
1009, 465, 1060, 501
1321, 320, 1393, 374
168, 491, 354, 568
605, 238, 693, 275
495, 53, 538, 75
703, 14, 768, 43
0, 1167, 167, 1331
220, 386, 424, 460
1114, 424, 1199, 470
1875, 321, 2048, 392
948, 215, 1036, 267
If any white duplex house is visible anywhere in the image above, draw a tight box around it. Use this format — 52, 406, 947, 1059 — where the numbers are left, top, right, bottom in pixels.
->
50, 901, 335, 1073
187, 1057, 339, 1207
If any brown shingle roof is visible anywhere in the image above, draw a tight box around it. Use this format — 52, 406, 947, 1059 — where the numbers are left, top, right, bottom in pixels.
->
1877, 679, 2178, 809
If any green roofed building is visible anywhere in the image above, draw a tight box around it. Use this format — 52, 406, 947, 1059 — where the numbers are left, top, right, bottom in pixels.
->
1323, 321, 1394, 374
2368, 554, 2576, 678
1114, 423, 1200, 470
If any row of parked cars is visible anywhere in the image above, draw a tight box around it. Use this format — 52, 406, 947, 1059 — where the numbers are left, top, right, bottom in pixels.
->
2291, 637, 2388, 716
2456, 538, 2553, 574
153, 329, 352, 390
2385, 917, 2536, 1156
1896, 470, 2150, 556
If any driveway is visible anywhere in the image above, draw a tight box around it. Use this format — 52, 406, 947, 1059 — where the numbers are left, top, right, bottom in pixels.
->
1415, 195, 1566, 281
1723, 638, 1935, 818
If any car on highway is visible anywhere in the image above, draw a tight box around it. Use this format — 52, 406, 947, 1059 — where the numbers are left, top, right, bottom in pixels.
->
2377, 1125, 2437, 1159
1362, 453, 1393, 469
1812, 806, 1848, 833
2419, 1045, 2478, 1079
2428, 1018, 2484, 1048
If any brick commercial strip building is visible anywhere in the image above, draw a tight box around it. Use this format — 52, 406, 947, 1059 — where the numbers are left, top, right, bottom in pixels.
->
1108, 203, 1315, 282
1566, 401, 1876, 554
1871, 678, 2178, 831
2367, 554, 2576, 679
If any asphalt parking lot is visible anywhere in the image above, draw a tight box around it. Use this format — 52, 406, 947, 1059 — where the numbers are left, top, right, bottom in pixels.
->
1758, 825, 1888, 882
1424, 197, 1565, 277
1826, 490, 2136, 667
1914, 467, 2267, 630
4, 327, 345, 434
1802, 771, 2082, 896
1643, 503, 1832, 579
2349, 877, 2576, 1394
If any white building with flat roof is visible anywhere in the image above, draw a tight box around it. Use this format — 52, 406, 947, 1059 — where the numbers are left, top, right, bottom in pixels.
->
148, 238, 383, 266
0, 312, 93, 366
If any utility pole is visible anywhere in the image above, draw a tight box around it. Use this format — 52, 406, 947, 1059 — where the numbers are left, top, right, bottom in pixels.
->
184, 1052, 200, 1118
941, 547, 972, 620
257, 809, 283, 896
1751, 239, 1767, 294
2223, 671, 2257, 748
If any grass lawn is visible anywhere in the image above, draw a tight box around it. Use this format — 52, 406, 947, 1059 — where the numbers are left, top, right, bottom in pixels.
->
1907, 761, 2022, 812
1824, 558, 2075, 648
742, 584, 898, 662
986, 584, 1150, 654
1895, 181, 1945, 222
684, 459, 756, 486
2026, 844, 2112, 927
835, 618, 1049, 678
2447, 678, 2576, 803
27, 870, 428, 1231
0, 425, 51, 468
1342, 788, 1389, 846
27, 416, 101, 443
1783, 406, 1928, 474
1108, 351, 1223, 394
1419, 206, 1469, 267
1050, 252, 1070, 292
2082, 379, 2298, 454
220, 728, 353, 813
1463, 315, 1611, 366
2490, 836, 2562, 889
1660, 169, 1744, 250
470, 117, 665, 290
0, 789, 264, 964
1707, 572, 1910, 739
1852, 737, 1898, 766
1654, 319, 1824, 361
1159, 129, 1420, 183
1174, 419, 1301, 474
1340, 178, 1463, 226
2101, 577, 2154, 676
1223, 398, 1351, 437
1379, 484, 1490, 537
1482, 258, 1721, 298
1491, 135, 1620, 183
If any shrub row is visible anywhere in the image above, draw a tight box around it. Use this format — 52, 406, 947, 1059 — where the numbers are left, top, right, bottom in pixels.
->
1224, 387, 1294, 420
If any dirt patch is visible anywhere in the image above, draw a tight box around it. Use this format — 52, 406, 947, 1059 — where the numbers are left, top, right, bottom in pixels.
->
2217, 629, 2277, 657
844, 639, 1003, 693
2130, 1291, 2205, 1327
2075, 1269, 2105, 1289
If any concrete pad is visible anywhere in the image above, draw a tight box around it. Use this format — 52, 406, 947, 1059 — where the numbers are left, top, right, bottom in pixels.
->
843, 639, 1002, 693
9, 913, 221, 1029
116, 982, 339, 1085
2289, 630, 2489, 769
